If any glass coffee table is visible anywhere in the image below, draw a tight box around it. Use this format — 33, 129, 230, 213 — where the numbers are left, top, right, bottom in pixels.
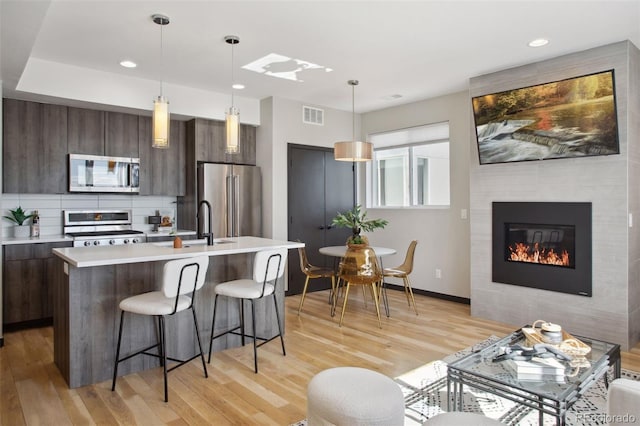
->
447, 328, 620, 425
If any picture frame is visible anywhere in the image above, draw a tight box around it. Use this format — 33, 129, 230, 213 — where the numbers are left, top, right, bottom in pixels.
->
472, 69, 620, 165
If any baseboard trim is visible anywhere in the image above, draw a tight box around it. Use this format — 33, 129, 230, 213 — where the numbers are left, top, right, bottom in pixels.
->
3, 317, 53, 333
384, 282, 470, 305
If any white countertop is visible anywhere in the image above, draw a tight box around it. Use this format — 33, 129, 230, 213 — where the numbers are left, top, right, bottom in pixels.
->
2, 234, 73, 245
52, 236, 304, 268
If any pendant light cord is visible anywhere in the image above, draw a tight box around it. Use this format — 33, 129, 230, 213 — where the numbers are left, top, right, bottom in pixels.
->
231, 40, 235, 108
352, 83, 355, 141
159, 22, 164, 97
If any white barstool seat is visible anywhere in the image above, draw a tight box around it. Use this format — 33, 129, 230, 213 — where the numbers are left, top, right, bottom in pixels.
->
307, 367, 405, 426
111, 256, 209, 402
208, 248, 287, 373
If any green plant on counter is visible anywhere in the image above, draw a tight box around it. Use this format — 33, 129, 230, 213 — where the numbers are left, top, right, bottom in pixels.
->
3, 206, 33, 226
331, 204, 388, 245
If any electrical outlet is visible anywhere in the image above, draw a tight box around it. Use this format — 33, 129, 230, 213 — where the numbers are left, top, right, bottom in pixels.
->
435, 269, 442, 279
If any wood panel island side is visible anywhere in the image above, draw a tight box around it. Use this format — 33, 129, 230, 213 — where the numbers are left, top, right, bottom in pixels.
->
52, 236, 304, 388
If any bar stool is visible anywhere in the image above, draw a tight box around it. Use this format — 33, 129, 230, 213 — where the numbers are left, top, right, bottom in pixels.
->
111, 256, 210, 402
208, 248, 287, 373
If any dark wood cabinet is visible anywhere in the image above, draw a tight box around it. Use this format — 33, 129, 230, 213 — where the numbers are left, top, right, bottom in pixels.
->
2, 98, 210, 196
239, 123, 257, 165
138, 117, 186, 195
67, 107, 105, 155
2, 99, 68, 193
105, 112, 139, 158
188, 118, 256, 165
3, 241, 72, 326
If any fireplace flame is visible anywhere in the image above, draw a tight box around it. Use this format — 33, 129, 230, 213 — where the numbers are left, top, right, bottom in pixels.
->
508, 242, 570, 266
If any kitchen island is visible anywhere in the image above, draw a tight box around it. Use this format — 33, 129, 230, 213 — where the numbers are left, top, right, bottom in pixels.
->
52, 236, 303, 388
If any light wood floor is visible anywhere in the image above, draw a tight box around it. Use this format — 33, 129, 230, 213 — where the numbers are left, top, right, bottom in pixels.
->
3, 288, 640, 425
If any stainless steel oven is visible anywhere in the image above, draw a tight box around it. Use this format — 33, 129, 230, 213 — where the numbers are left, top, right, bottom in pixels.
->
64, 210, 146, 247
69, 154, 140, 193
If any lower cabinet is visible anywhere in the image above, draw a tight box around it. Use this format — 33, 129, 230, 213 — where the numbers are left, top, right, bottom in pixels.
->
3, 241, 72, 326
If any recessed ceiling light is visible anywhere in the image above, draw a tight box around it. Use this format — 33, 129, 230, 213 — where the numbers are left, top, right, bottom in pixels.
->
120, 60, 137, 68
528, 38, 549, 48
232, 83, 245, 90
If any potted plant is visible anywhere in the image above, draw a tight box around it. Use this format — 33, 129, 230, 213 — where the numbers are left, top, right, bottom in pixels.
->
4, 206, 33, 238
331, 204, 388, 246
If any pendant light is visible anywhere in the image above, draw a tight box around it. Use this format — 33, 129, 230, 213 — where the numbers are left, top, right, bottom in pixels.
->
225, 35, 240, 154
152, 14, 170, 149
334, 80, 373, 162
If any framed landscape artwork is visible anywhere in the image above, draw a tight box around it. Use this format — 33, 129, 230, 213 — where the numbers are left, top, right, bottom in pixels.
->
472, 69, 620, 165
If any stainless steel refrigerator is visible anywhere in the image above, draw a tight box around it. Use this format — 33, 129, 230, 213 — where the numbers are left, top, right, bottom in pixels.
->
197, 163, 262, 238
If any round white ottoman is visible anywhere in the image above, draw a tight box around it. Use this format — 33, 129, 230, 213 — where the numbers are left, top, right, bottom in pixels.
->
307, 367, 405, 426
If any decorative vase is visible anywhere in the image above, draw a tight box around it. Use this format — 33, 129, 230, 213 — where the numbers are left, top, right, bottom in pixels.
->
14, 225, 30, 238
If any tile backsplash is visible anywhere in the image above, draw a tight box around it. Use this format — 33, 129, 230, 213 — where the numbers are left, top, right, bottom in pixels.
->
1, 193, 178, 238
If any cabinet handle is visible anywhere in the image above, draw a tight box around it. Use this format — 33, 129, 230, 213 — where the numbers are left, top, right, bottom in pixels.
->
318, 226, 325, 230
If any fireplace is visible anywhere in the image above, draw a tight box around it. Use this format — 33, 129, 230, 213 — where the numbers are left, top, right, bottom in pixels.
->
492, 202, 592, 296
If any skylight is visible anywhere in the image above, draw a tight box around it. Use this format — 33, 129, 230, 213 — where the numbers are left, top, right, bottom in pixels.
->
242, 53, 333, 82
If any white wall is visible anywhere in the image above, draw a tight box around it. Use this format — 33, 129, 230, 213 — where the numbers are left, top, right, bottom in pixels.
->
257, 96, 355, 241
362, 91, 471, 298
17, 58, 261, 125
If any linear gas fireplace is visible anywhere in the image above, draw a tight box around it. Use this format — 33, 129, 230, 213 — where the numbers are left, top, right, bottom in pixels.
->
492, 202, 592, 296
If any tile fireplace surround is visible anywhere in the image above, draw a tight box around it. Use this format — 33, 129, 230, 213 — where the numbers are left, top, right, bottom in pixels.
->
469, 40, 640, 351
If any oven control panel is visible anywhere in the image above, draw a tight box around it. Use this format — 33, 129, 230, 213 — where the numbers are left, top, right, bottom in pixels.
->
73, 236, 146, 248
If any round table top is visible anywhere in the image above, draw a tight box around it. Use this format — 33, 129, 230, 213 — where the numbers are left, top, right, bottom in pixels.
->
319, 245, 397, 257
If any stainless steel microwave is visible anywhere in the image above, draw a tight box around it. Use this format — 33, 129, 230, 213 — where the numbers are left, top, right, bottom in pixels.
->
69, 154, 140, 193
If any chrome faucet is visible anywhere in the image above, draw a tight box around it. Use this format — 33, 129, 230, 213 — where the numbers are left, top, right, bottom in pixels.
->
197, 200, 214, 245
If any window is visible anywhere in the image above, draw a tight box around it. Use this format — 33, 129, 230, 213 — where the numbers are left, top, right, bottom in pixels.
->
366, 122, 450, 207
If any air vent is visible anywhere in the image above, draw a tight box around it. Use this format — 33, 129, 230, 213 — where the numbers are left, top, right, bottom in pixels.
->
303, 106, 324, 125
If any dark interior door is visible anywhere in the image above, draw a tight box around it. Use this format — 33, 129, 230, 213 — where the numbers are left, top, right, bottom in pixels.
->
287, 144, 354, 296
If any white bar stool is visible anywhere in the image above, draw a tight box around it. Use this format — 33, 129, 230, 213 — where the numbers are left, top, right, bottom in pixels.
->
111, 256, 210, 402
208, 248, 287, 373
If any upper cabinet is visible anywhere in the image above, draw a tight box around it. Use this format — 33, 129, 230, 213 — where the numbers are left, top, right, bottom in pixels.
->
138, 117, 186, 196
67, 107, 105, 155
105, 112, 139, 158
188, 118, 256, 165
3, 99, 68, 194
68, 109, 139, 157
2, 98, 250, 197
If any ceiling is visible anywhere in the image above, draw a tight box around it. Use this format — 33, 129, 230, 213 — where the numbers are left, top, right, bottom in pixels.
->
1, 0, 639, 114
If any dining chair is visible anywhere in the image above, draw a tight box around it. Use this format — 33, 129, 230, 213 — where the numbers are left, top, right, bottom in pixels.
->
111, 256, 210, 402
208, 248, 287, 373
382, 240, 418, 315
337, 245, 383, 328
297, 246, 337, 315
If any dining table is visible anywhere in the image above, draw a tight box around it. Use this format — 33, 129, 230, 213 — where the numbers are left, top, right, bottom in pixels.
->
319, 245, 397, 317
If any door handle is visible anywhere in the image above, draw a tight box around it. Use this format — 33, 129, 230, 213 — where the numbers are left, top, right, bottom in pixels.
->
318, 225, 325, 230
